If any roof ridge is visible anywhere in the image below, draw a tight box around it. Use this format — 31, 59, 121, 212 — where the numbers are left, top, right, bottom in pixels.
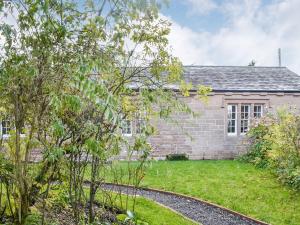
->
181, 65, 300, 92
183, 65, 287, 69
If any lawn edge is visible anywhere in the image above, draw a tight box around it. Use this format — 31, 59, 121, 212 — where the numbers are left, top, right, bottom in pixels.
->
135, 195, 200, 225
103, 182, 271, 225
83, 181, 199, 225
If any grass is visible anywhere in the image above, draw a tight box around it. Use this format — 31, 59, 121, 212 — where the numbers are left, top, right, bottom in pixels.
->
94, 190, 198, 225
123, 197, 197, 225
11, 160, 300, 224
103, 160, 300, 225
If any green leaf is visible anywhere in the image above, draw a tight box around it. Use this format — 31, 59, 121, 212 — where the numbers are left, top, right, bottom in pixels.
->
52, 120, 64, 137
44, 147, 65, 164
63, 95, 82, 112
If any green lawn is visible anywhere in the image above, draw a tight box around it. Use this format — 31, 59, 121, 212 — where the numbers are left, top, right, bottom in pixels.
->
95, 191, 198, 225
134, 160, 300, 225
126, 197, 197, 225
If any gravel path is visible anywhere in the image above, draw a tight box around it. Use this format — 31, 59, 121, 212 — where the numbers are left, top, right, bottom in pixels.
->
102, 183, 269, 225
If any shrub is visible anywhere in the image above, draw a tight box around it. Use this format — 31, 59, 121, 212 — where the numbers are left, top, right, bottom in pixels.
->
166, 153, 189, 161
240, 116, 274, 168
243, 109, 300, 190
24, 213, 42, 225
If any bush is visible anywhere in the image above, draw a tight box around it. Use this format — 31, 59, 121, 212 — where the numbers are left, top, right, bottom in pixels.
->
240, 117, 274, 168
166, 153, 189, 161
24, 213, 42, 225
242, 109, 300, 190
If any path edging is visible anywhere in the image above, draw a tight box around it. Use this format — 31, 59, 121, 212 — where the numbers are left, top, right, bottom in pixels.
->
103, 182, 270, 225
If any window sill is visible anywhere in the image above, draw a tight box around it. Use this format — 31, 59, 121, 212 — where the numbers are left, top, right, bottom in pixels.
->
1, 135, 10, 139
1, 134, 26, 139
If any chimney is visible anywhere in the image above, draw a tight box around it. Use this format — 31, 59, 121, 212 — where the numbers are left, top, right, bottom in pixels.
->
278, 48, 282, 67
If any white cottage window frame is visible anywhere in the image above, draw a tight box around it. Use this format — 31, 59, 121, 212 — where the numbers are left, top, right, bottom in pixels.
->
224, 98, 269, 136
240, 104, 251, 135
135, 110, 147, 134
0, 117, 12, 139
254, 104, 263, 118
0, 117, 26, 139
121, 119, 132, 136
227, 104, 237, 136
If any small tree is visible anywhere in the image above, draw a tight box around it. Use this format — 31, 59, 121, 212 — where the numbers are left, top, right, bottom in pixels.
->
0, 0, 211, 224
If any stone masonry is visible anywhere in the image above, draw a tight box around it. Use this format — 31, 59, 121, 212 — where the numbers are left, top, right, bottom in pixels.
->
122, 91, 300, 160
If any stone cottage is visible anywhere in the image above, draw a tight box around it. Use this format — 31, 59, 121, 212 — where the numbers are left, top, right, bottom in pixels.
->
121, 66, 300, 159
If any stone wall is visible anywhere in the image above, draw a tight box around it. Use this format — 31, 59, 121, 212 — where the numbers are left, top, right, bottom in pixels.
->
121, 91, 300, 160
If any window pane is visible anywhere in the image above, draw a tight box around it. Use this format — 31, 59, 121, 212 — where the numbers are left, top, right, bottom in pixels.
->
136, 119, 145, 134
254, 104, 263, 118
2, 118, 11, 135
241, 104, 250, 134
121, 120, 132, 135
136, 111, 146, 134
227, 105, 237, 134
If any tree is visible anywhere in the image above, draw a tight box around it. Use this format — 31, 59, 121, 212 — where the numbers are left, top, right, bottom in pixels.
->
0, 0, 210, 224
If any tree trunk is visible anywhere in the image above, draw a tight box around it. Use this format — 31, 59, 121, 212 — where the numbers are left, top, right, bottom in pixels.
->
88, 155, 99, 223
14, 95, 29, 225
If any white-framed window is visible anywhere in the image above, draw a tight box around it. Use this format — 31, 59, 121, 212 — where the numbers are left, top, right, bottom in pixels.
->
136, 119, 146, 134
136, 111, 146, 134
254, 104, 263, 118
227, 103, 265, 136
2, 118, 11, 135
1, 117, 12, 138
121, 119, 132, 136
227, 104, 237, 135
241, 104, 250, 134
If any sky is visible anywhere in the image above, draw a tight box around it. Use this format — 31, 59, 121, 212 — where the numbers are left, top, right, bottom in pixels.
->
1, 0, 300, 74
160, 0, 300, 74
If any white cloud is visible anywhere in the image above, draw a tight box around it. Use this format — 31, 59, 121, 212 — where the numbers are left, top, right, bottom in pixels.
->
165, 0, 300, 74
185, 0, 218, 15
0, 7, 18, 56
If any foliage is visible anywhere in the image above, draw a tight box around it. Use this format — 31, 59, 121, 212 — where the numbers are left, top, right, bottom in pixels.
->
239, 116, 274, 168
197, 85, 212, 103
0, 152, 14, 223
242, 109, 300, 190
97, 191, 197, 225
24, 213, 42, 225
166, 153, 189, 161
0, 0, 211, 224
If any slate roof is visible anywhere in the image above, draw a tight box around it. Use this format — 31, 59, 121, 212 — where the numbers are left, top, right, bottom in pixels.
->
182, 66, 300, 92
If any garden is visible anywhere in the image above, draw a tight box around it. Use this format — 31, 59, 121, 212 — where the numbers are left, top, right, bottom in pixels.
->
0, 0, 208, 224
124, 160, 300, 225
1, 0, 300, 225
98, 108, 300, 225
